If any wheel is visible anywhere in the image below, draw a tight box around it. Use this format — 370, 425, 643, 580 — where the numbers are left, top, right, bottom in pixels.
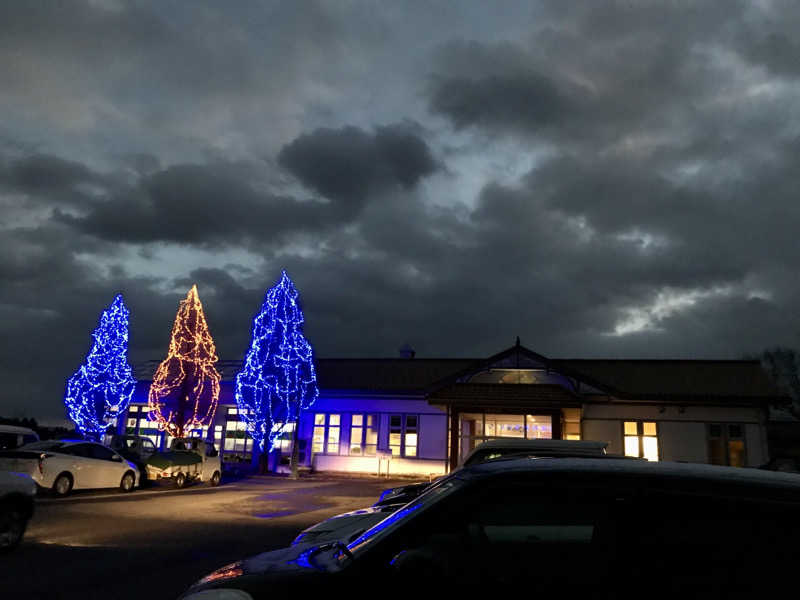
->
174, 472, 186, 488
208, 471, 221, 487
0, 502, 28, 552
119, 471, 135, 493
52, 473, 73, 497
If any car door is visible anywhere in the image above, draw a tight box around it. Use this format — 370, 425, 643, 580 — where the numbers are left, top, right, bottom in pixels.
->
87, 444, 125, 488
59, 443, 95, 489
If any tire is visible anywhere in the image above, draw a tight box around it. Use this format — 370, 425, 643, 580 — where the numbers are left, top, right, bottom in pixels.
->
119, 471, 135, 493
174, 472, 186, 489
208, 471, 221, 487
0, 502, 28, 553
52, 473, 73, 497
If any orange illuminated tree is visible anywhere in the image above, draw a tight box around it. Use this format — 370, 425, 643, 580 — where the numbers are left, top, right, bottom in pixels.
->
148, 285, 221, 437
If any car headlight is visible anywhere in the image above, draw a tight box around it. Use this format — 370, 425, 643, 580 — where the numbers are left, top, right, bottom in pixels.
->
182, 591, 253, 600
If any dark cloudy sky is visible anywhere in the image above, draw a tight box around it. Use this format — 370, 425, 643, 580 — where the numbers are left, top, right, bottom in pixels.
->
3, 1, 800, 422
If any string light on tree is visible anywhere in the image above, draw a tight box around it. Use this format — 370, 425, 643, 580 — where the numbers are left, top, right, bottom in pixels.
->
235, 270, 319, 452
148, 285, 221, 438
64, 294, 137, 441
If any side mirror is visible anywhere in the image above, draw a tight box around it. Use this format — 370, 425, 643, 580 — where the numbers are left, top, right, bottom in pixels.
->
112, 454, 123, 462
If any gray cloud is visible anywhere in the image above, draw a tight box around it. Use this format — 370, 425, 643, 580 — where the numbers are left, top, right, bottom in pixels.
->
278, 123, 439, 204
4, 1, 800, 422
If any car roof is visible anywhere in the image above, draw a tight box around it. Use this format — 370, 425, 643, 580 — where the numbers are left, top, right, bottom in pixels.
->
0, 424, 38, 436
462, 457, 800, 491
463, 439, 608, 461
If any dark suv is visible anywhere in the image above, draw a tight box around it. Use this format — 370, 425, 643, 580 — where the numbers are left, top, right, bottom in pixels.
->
182, 458, 800, 598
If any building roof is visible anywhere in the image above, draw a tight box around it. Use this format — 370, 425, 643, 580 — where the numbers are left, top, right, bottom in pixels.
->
552, 359, 781, 400
132, 346, 786, 402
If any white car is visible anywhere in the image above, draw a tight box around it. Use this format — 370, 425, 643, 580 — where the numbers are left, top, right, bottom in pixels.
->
0, 471, 36, 551
0, 439, 140, 496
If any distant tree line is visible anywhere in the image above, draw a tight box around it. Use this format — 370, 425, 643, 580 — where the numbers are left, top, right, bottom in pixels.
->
749, 347, 800, 420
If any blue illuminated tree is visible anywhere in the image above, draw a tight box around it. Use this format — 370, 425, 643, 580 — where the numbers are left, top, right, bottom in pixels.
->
64, 294, 137, 441
235, 271, 318, 453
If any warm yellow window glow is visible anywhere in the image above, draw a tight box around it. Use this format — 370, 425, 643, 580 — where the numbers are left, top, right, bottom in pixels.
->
642, 436, 659, 461
624, 421, 638, 436
566, 434, 581, 440
624, 436, 640, 457
643, 422, 657, 436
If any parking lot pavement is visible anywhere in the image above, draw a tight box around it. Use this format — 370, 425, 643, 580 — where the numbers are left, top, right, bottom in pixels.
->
0, 475, 412, 600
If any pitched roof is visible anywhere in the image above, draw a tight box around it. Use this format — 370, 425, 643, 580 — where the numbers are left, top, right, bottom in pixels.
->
552, 359, 782, 400
132, 350, 785, 401
133, 358, 478, 392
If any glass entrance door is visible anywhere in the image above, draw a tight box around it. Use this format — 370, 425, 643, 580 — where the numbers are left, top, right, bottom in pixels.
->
458, 412, 553, 464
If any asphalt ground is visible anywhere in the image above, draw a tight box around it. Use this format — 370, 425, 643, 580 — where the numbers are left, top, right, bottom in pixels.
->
0, 474, 411, 600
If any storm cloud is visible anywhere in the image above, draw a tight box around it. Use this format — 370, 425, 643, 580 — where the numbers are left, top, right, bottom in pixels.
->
3, 1, 800, 422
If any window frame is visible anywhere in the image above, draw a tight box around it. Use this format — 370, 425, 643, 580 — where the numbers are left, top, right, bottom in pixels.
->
312, 413, 342, 455
706, 423, 747, 467
623, 420, 660, 461
389, 414, 420, 458
349, 413, 378, 456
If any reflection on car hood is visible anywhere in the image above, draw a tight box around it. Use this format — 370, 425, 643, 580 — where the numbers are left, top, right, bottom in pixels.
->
293, 504, 403, 545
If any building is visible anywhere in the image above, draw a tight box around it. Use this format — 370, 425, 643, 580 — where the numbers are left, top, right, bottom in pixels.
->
119, 341, 785, 475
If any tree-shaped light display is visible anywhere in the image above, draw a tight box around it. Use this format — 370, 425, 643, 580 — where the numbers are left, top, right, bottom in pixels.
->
235, 271, 319, 451
64, 294, 137, 441
148, 285, 221, 438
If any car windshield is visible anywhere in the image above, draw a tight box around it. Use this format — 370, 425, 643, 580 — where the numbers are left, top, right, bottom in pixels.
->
346, 474, 467, 556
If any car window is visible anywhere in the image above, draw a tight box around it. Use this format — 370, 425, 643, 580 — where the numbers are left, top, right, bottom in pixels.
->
88, 444, 118, 461
141, 439, 156, 455
379, 474, 619, 589
63, 443, 93, 458
348, 475, 467, 554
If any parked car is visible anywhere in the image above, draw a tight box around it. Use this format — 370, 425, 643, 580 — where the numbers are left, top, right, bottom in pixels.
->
291, 440, 630, 547
109, 434, 158, 484
0, 425, 39, 451
146, 438, 221, 488
0, 439, 140, 496
182, 458, 800, 597
0, 471, 36, 552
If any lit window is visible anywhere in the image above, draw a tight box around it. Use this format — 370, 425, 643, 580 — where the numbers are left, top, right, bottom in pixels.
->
364, 415, 378, 456
350, 415, 363, 455
327, 415, 340, 454
708, 424, 746, 467
313, 414, 325, 453
405, 416, 418, 457
389, 415, 419, 458
312, 414, 340, 454
624, 421, 659, 461
271, 422, 295, 453
390, 415, 403, 456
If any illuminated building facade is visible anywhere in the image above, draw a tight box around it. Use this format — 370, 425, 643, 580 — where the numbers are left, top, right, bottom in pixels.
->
118, 342, 783, 474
